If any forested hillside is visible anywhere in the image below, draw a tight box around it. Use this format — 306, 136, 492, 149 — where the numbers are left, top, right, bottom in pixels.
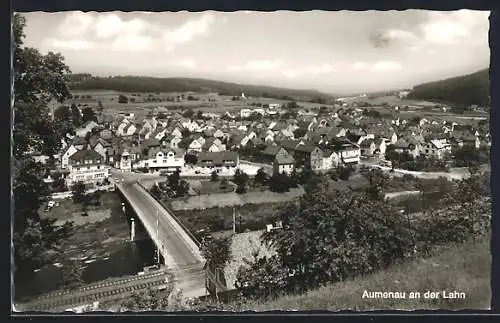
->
407, 69, 490, 106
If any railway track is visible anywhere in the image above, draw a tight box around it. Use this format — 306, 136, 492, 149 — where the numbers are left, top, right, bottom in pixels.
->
18, 271, 169, 312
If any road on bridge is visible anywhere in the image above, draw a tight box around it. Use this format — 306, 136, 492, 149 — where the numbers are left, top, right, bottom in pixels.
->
119, 182, 207, 299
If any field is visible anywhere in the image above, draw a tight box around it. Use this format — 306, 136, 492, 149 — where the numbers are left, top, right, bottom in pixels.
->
342, 94, 440, 107
228, 235, 491, 311
65, 89, 336, 118
40, 192, 118, 227
169, 187, 304, 211
175, 202, 287, 236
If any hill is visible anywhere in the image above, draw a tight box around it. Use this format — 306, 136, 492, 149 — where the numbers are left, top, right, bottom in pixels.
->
407, 69, 490, 107
70, 76, 336, 103
217, 236, 491, 311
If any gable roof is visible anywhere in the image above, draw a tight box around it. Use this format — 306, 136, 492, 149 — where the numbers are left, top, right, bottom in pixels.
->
275, 154, 295, 165
69, 149, 103, 162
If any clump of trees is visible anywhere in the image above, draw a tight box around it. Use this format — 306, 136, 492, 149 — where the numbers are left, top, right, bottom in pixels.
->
268, 172, 294, 193
233, 169, 249, 194
234, 172, 491, 301
150, 170, 189, 199
13, 14, 74, 273
200, 236, 233, 299
118, 94, 129, 104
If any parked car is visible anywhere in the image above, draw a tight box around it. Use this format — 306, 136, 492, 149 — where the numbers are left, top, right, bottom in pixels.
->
47, 201, 55, 208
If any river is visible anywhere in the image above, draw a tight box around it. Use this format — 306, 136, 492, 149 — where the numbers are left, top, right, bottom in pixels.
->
13, 193, 157, 302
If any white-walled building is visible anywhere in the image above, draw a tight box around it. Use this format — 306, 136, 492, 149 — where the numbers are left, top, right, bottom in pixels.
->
422, 140, 452, 160
133, 149, 185, 173
66, 149, 110, 187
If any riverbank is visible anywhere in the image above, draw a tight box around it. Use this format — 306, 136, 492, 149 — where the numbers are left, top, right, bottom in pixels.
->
14, 192, 156, 302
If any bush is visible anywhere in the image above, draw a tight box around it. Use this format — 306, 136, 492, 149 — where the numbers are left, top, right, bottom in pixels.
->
338, 166, 354, 181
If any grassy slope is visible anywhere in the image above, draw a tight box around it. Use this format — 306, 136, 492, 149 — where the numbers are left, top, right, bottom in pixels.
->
407, 69, 490, 106
234, 236, 491, 311
71, 76, 336, 102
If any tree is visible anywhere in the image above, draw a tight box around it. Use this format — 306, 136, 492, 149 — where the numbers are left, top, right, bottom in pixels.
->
181, 128, 192, 138
453, 146, 482, 168
293, 128, 307, 139
118, 94, 129, 104
70, 103, 82, 127
200, 236, 232, 298
290, 168, 299, 188
211, 170, 219, 182
233, 169, 249, 194
338, 165, 354, 181
13, 13, 73, 272
184, 153, 198, 165
256, 179, 414, 295
150, 184, 163, 200
183, 108, 195, 119
120, 288, 172, 312
254, 168, 268, 186
72, 182, 86, 204
360, 167, 390, 200
54, 105, 71, 122
81, 107, 97, 123
61, 259, 85, 290
269, 172, 292, 193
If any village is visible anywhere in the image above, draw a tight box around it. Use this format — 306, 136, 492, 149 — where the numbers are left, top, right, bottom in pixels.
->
40, 90, 490, 195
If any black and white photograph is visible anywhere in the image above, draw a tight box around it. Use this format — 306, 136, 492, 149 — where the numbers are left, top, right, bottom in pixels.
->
11, 9, 492, 312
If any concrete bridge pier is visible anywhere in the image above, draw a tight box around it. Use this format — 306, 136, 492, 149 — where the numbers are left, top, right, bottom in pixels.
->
130, 218, 136, 242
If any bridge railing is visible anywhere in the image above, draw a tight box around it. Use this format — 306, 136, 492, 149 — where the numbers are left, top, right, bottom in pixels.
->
135, 181, 202, 248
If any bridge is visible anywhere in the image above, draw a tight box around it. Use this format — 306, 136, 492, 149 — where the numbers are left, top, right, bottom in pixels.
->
116, 181, 212, 299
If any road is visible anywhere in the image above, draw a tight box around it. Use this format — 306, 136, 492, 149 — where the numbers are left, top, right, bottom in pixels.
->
117, 181, 207, 299
119, 182, 201, 268
359, 159, 471, 181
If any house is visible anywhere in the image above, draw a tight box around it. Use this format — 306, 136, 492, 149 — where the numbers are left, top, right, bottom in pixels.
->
116, 149, 132, 171
134, 149, 186, 173
422, 139, 452, 160
75, 121, 99, 138
60, 137, 87, 169
187, 138, 204, 153
167, 136, 182, 149
171, 127, 183, 139
92, 138, 112, 161
151, 127, 168, 141
330, 138, 361, 165
61, 144, 79, 169
197, 151, 240, 171
451, 124, 479, 139
374, 137, 388, 157
202, 138, 226, 153
261, 145, 289, 163
99, 129, 113, 140
205, 230, 276, 296
213, 129, 225, 139
322, 149, 340, 170
118, 123, 137, 137
393, 139, 421, 158
360, 139, 376, 157
66, 149, 110, 187
292, 143, 324, 171
273, 154, 295, 176
116, 119, 131, 135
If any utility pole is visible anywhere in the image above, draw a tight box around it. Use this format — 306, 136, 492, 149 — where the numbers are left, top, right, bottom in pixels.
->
232, 207, 236, 233
156, 209, 160, 266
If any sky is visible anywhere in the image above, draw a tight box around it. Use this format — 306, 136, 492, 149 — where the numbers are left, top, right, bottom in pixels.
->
20, 10, 490, 95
